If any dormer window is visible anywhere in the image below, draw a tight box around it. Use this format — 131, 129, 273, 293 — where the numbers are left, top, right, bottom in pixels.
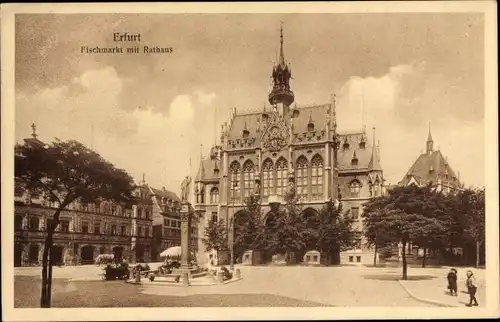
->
343, 140, 350, 150
307, 122, 315, 131
359, 140, 366, 149
351, 151, 359, 167
242, 129, 249, 138
292, 109, 300, 118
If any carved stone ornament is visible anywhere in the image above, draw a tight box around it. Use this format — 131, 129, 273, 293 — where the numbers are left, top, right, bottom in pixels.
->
263, 126, 287, 152
261, 111, 289, 152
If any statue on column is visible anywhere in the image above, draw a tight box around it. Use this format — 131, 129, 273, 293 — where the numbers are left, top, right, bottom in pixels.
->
181, 176, 192, 203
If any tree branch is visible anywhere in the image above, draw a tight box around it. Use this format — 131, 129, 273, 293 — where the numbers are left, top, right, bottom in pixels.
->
37, 178, 62, 204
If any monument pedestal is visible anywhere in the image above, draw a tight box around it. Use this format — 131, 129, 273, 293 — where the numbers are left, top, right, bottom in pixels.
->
175, 201, 202, 283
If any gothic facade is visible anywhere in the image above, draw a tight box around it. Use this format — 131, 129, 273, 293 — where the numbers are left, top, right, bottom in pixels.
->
194, 26, 385, 265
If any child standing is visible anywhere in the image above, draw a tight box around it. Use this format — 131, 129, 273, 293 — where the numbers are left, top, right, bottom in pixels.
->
447, 268, 458, 296
465, 270, 479, 306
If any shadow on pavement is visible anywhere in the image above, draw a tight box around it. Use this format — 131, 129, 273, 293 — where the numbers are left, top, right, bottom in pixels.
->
362, 274, 436, 281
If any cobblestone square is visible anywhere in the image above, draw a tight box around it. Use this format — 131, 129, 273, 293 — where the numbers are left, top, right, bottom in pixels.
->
14, 264, 480, 308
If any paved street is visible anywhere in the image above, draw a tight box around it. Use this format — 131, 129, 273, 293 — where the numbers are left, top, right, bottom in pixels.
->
13, 264, 470, 308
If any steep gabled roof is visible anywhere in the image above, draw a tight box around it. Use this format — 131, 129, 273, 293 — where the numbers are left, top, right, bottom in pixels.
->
149, 186, 180, 202
399, 150, 459, 187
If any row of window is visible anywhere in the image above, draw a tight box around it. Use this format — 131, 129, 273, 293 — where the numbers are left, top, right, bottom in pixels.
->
45, 200, 152, 220
16, 216, 150, 237
163, 218, 181, 228
202, 174, 380, 206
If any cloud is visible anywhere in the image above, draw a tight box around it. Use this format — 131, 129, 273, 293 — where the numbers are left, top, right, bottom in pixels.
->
15, 62, 484, 193
334, 62, 484, 187
195, 90, 217, 105
15, 67, 218, 195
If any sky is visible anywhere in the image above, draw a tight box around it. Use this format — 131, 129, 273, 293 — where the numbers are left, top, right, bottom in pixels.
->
14, 13, 485, 194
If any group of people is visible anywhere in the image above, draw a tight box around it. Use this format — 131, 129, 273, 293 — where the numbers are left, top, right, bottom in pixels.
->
446, 268, 479, 307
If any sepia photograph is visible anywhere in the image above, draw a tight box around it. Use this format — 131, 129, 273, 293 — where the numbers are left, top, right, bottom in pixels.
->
1, 1, 498, 321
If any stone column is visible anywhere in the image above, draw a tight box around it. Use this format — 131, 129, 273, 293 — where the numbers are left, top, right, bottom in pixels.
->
21, 243, 28, 267
22, 214, 28, 230
130, 236, 137, 264
180, 202, 192, 270
38, 243, 44, 265
324, 143, 331, 201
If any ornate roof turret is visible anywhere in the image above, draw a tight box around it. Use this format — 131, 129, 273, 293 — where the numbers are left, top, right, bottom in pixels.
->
307, 111, 314, 131
368, 127, 382, 171
195, 145, 205, 181
359, 126, 367, 149
268, 22, 294, 109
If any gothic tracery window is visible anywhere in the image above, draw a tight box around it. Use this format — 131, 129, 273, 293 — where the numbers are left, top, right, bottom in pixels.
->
276, 157, 288, 196
210, 187, 219, 204
296, 156, 309, 198
229, 161, 241, 200
262, 158, 274, 197
243, 160, 255, 198
311, 154, 324, 200
350, 180, 361, 198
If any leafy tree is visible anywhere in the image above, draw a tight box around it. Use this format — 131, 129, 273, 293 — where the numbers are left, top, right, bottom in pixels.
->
455, 188, 485, 267
233, 195, 266, 258
259, 188, 307, 263
202, 216, 228, 252
406, 188, 452, 267
362, 195, 395, 266
15, 138, 136, 308
316, 200, 356, 265
362, 185, 451, 279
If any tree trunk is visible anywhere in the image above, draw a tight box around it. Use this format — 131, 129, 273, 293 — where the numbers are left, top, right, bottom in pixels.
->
401, 240, 407, 280
373, 244, 378, 267
475, 240, 480, 268
40, 232, 53, 307
40, 206, 65, 308
422, 247, 427, 268
48, 244, 54, 304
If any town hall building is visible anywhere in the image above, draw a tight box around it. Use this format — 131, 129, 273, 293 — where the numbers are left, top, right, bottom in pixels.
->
193, 26, 385, 265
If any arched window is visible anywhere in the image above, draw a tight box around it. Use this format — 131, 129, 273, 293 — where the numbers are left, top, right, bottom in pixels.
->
276, 158, 288, 196
229, 161, 241, 201
350, 180, 361, 198
311, 155, 324, 200
243, 160, 255, 198
210, 187, 219, 204
296, 156, 309, 198
262, 159, 274, 196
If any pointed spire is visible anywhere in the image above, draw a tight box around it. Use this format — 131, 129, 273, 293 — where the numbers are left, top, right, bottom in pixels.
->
308, 110, 313, 124
426, 121, 434, 154
368, 127, 382, 171
31, 122, 37, 138
141, 173, 146, 185
279, 21, 285, 68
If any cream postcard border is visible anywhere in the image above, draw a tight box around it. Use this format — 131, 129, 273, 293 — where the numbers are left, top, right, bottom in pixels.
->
1, 1, 498, 321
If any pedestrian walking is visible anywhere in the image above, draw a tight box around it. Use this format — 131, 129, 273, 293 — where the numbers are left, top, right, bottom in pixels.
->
465, 270, 479, 306
447, 268, 458, 296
